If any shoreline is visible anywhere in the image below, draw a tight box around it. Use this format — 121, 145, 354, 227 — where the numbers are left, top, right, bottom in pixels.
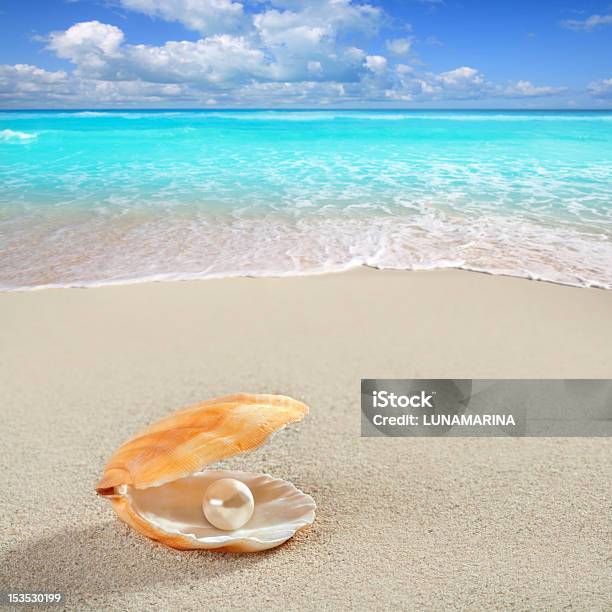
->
1, 263, 611, 293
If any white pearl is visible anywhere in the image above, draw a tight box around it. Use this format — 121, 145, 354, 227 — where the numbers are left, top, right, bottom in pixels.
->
202, 478, 255, 531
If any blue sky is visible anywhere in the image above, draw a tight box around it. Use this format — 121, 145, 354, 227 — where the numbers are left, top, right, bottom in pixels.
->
1, 0, 611, 108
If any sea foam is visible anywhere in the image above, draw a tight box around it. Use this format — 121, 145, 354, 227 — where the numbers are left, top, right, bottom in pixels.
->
0, 110, 610, 290
0, 129, 38, 142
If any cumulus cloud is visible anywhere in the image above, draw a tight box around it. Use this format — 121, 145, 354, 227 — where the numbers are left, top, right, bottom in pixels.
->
0, 0, 574, 108
504, 80, 564, 97
588, 78, 612, 98
422, 66, 489, 99
46, 21, 272, 84
436, 66, 483, 87
364, 55, 387, 73
378, 65, 488, 102
561, 14, 612, 31
0, 64, 70, 102
45, 0, 384, 88
48, 21, 125, 74
381, 67, 564, 103
386, 37, 412, 55
259, 0, 382, 35
118, 0, 246, 36
252, 0, 377, 82
0, 64, 67, 88
131, 36, 270, 84
0, 63, 195, 106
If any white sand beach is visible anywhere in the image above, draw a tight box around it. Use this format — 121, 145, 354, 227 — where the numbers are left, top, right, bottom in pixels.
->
1, 268, 611, 610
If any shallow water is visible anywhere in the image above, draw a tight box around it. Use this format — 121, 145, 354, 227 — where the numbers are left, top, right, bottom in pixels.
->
1, 110, 611, 289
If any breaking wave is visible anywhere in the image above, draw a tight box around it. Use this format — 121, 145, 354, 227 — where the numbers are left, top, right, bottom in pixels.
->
1, 211, 610, 291
0, 109, 610, 290
0, 129, 37, 142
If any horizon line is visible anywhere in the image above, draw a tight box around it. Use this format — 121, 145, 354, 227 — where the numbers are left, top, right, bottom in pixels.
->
2, 107, 612, 112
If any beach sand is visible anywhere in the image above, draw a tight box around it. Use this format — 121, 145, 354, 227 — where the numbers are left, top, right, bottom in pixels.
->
1, 268, 610, 610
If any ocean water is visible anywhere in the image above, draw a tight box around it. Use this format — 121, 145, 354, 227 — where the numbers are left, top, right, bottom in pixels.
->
1, 109, 611, 290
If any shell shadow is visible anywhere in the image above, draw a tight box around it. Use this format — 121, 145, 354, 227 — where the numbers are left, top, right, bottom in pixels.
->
2, 520, 275, 597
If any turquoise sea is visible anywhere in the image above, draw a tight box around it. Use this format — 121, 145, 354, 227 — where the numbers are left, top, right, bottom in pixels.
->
1, 110, 611, 290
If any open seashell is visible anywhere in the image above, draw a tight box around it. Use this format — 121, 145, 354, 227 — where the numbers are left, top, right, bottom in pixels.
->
96, 393, 316, 552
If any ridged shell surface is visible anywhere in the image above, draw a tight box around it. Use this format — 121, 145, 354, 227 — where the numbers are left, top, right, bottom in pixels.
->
96, 393, 309, 494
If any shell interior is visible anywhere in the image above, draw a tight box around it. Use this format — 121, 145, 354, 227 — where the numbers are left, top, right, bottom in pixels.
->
127, 470, 316, 549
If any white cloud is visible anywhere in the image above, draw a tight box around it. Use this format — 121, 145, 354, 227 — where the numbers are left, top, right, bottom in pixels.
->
48, 22, 125, 74
381, 67, 563, 103
0, 63, 196, 106
561, 14, 612, 31
436, 66, 483, 87
588, 78, 612, 98
81, 79, 191, 102
118, 0, 246, 36
0, 1, 574, 108
395, 64, 414, 75
260, 0, 382, 35
49, 22, 271, 85
0, 57, 569, 107
0, 64, 70, 101
504, 80, 564, 97
120, 0, 383, 40
386, 37, 412, 55
46, 3, 379, 87
417, 66, 490, 99
0, 64, 67, 87
127, 35, 270, 84
255, 12, 328, 51
377, 64, 485, 102
307, 60, 323, 76
364, 55, 387, 73
413, 70, 563, 101
251, 0, 380, 82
